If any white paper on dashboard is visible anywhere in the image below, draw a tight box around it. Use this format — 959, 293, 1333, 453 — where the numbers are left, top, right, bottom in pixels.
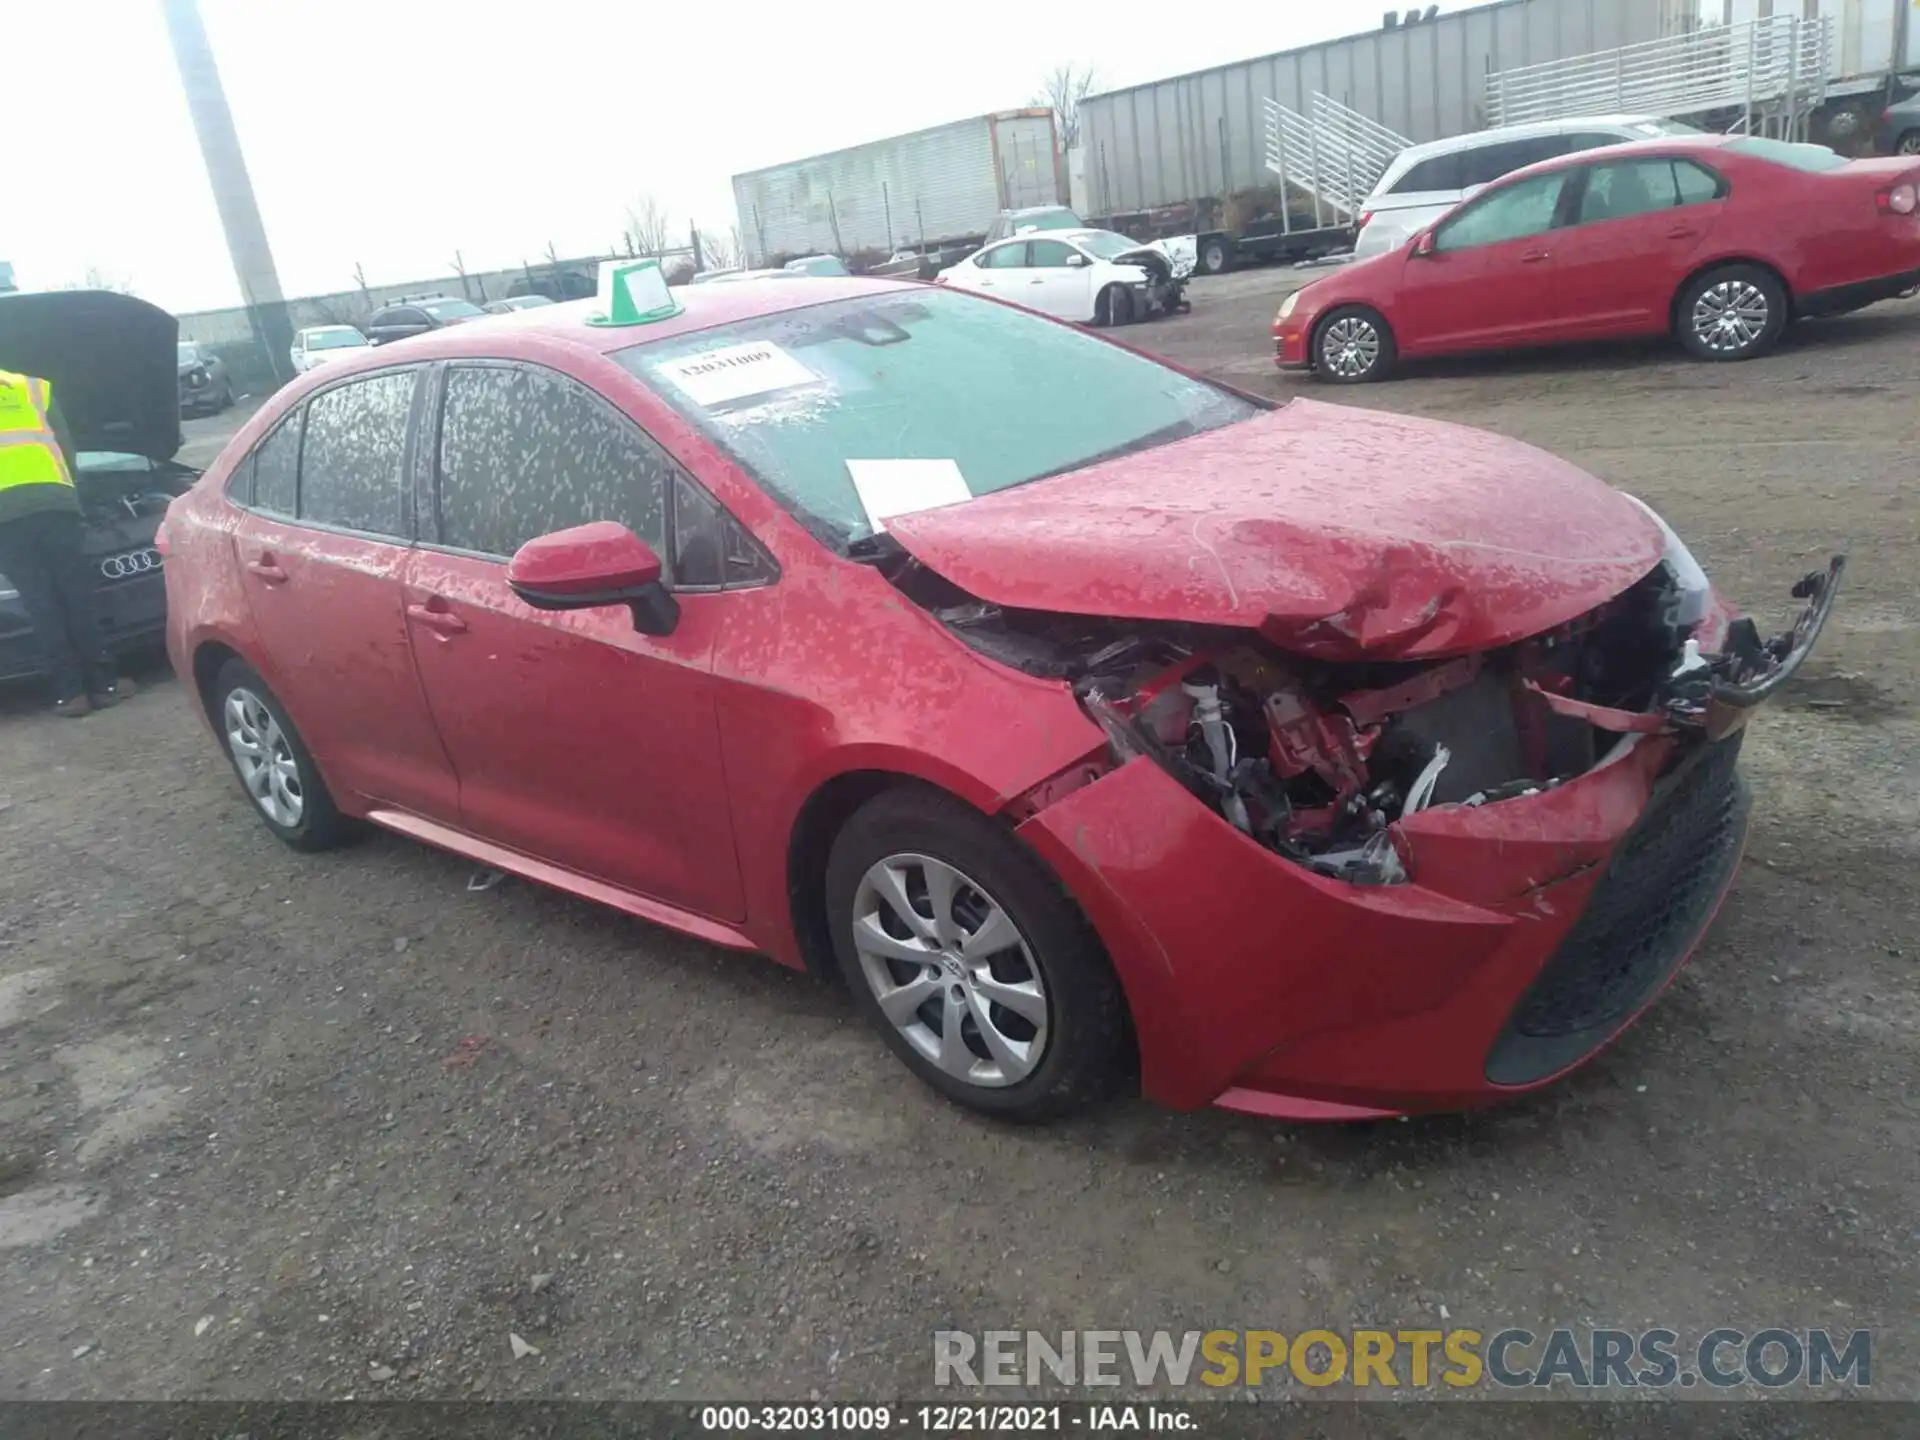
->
657, 341, 819, 406
846, 459, 973, 533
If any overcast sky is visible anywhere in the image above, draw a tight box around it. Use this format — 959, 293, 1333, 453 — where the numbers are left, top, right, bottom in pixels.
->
10, 0, 1483, 313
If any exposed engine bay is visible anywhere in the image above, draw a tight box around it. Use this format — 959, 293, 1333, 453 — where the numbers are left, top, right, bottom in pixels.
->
75, 460, 197, 567
881, 545, 1844, 886
1108, 245, 1191, 320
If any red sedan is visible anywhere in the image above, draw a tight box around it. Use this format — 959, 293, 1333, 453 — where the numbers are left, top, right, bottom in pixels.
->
1275, 134, 1920, 382
160, 275, 1841, 1122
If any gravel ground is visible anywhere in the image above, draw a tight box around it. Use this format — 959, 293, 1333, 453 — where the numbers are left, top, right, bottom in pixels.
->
1, 282, 1915, 1414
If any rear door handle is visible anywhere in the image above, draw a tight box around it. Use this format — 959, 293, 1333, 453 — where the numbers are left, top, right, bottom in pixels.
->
1667, 225, 1699, 239
245, 558, 287, 583
406, 602, 468, 636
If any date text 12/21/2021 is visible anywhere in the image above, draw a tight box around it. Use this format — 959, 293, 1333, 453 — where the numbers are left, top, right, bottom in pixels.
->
699, 1405, 1198, 1432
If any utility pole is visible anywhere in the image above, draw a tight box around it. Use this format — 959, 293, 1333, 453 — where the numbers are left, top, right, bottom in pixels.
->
160, 0, 293, 383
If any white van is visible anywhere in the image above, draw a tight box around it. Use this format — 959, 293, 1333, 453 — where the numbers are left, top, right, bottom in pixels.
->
1352, 115, 1705, 259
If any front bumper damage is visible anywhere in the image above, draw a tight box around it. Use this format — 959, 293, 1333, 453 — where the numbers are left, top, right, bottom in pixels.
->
1007, 555, 1844, 1116
1111, 244, 1191, 320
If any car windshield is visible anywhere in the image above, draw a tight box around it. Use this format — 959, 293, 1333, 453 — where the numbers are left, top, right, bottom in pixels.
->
307, 328, 365, 349
615, 289, 1260, 548
419, 298, 485, 319
177, 343, 199, 363
1725, 136, 1849, 172
509, 294, 555, 308
1070, 231, 1140, 260
1017, 209, 1083, 233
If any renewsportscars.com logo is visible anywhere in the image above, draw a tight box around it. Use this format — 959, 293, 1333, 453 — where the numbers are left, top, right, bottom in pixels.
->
934, 1328, 1872, 1392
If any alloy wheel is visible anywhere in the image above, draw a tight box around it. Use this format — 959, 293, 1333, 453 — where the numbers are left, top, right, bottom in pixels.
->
1320, 315, 1382, 378
224, 687, 304, 827
849, 853, 1048, 1088
1690, 280, 1771, 355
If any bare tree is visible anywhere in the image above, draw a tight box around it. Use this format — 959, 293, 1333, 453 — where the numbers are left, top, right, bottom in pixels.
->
1034, 63, 1098, 150
696, 226, 739, 270
65, 265, 135, 294
622, 194, 673, 257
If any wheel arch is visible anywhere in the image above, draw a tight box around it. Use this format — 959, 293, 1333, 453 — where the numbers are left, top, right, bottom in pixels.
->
191, 638, 246, 726
1669, 256, 1797, 332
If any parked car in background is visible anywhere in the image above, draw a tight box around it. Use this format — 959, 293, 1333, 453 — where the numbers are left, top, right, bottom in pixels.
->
290, 324, 372, 373
0, 290, 199, 681
784, 255, 850, 276
693, 269, 792, 284
985, 205, 1198, 280
938, 228, 1188, 325
1275, 134, 1920, 382
159, 276, 1838, 1121
484, 295, 557, 314
1878, 93, 1920, 155
364, 295, 487, 346
1352, 115, 1706, 260
177, 341, 233, 415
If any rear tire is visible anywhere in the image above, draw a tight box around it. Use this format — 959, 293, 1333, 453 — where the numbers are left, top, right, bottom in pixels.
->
1676, 264, 1788, 362
825, 787, 1129, 1122
1312, 305, 1396, 383
210, 659, 353, 852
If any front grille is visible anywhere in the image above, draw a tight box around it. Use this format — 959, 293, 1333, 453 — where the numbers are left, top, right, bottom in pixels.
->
1485, 735, 1750, 1086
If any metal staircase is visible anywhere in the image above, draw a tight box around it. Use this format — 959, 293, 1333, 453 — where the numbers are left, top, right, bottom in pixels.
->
1486, 15, 1831, 140
1262, 93, 1413, 227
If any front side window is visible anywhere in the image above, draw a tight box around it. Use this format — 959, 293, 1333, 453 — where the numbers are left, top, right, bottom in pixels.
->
613, 288, 1261, 549
251, 414, 301, 515
298, 370, 415, 535
1435, 171, 1569, 252
434, 364, 670, 560
1029, 240, 1078, 268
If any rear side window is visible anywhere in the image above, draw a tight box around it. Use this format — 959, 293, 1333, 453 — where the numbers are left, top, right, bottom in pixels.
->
434, 364, 671, 560
251, 415, 301, 515
1673, 159, 1726, 204
1391, 152, 1465, 193
298, 370, 415, 536
1578, 158, 1728, 223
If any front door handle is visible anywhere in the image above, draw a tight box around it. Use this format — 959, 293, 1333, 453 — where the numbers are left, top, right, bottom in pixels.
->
1667, 225, 1699, 240
245, 557, 287, 583
406, 602, 467, 636
1520, 249, 1551, 264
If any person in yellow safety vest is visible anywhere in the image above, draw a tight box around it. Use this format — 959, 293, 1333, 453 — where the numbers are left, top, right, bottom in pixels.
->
0, 370, 137, 716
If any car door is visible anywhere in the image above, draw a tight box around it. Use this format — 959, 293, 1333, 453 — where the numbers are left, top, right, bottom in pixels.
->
1025, 239, 1096, 320
1548, 156, 1726, 336
232, 367, 460, 819
401, 360, 753, 922
1393, 167, 1576, 355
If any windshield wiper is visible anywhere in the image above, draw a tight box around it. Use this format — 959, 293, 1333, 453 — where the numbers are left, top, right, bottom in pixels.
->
1027, 418, 1201, 485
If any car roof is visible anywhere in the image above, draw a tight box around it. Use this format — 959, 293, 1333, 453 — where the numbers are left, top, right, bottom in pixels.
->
300, 275, 916, 369
1491, 132, 1741, 181
1386, 115, 1680, 166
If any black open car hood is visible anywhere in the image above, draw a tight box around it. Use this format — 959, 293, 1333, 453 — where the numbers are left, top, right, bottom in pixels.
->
0, 290, 184, 462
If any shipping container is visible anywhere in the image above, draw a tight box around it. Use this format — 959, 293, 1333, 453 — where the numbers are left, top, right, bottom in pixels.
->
732, 110, 1060, 266
1078, 0, 1677, 216
1709, 0, 1918, 88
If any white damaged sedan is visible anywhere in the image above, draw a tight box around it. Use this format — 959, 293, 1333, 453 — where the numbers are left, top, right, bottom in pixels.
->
936, 229, 1191, 326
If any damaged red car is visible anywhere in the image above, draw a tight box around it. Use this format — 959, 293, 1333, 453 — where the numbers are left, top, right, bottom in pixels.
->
160, 277, 1842, 1122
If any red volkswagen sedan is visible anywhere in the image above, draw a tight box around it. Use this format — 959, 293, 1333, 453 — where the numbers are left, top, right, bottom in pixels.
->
161, 277, 1841, 1122
1275, 134, 1920, 382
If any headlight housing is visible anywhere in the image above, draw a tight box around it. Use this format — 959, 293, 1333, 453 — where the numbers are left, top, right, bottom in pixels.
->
1277, 290, 1300, 322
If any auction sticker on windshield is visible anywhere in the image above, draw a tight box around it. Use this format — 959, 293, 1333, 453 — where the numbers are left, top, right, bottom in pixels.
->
657, 341, 819, 407
846, 458, 972, 532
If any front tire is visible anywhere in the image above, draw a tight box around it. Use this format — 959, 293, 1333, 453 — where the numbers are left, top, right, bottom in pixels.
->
825, 787, 1129, 1122
1313, 305, 1396, 383
1677, 265, 1787, 362
210, 659, 353, 852
1096, 284, 1134, 327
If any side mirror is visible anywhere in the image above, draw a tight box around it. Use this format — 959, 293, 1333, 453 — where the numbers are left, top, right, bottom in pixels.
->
507, 521, 679, 636
1065, 253, 1089, 267
1412, 230, 1438, 257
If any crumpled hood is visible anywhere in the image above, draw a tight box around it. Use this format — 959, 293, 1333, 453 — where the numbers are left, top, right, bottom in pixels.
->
0, 290, 183, 461
885, 398, 1667, 661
